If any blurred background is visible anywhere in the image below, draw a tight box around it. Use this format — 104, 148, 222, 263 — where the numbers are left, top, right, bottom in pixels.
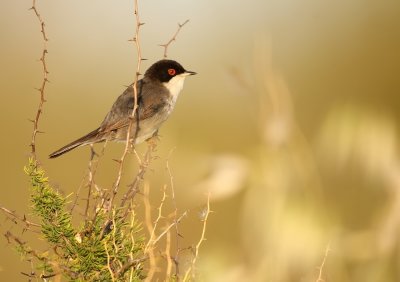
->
1, 0, 400, 281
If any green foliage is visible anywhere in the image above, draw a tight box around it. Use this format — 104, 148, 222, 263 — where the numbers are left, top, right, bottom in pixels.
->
23, 158, 145, 281
26, 158, 75, 245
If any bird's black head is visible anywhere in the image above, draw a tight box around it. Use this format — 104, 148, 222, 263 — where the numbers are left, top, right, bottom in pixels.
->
144, 59, 196, 82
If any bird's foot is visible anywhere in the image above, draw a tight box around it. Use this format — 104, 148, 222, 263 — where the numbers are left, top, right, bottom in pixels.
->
146, 131, 160, 150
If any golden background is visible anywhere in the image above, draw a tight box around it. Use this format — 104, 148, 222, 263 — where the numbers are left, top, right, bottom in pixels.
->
1, 0, 400, 281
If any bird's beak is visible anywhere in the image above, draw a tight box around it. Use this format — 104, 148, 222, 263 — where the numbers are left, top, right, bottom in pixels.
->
184, 70, 197, 76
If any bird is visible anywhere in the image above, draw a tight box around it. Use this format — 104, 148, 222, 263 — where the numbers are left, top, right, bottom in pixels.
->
49, 59, 196, 158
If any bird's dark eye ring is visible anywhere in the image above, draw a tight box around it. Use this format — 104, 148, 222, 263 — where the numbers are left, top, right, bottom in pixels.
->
168, 68, 176, 76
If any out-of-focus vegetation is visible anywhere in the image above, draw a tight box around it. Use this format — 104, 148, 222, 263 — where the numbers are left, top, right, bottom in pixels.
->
1, 1, 400, 281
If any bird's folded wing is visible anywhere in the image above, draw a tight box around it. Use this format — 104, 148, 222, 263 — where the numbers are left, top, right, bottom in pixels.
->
98, 81, 167, 134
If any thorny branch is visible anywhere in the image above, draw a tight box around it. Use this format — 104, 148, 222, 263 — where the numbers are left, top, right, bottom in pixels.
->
29, 0, 49, 158
0, 206, 40, 229
144, 185, 168, 253
160, 19, 189, 58
183, 193, 211, 281
109, 0, 146, 211
4, 231, 64, 279
120, 141, 156, 212
115, 256, 148, 278
152, 211, 188, 247
83, 142, 107, 218
166, 149, 183, 277
84, 145, 98, 217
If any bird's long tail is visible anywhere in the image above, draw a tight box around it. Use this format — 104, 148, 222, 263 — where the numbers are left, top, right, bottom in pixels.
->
49, 128, 102, 158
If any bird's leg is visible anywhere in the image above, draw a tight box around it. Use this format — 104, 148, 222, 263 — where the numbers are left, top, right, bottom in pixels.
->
146, 130, 160, 148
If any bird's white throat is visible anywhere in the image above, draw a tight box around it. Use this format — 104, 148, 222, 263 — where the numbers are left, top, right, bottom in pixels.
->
163, 74, 187, 101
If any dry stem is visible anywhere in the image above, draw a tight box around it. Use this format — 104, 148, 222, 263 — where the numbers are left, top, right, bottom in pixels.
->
109, 0, 144, 210
166, 149, 183, 277
104, 240, 116, 282
316, 242, 331, 282
183, 193, 211, 281
153, 211, 188, 247
0, 206, 40, 229
160, 19, 189, 58
145, 185, 167, 252
29, 0, 49, 158
165, 227, 173, 278
143, 183, 156, 281
120, 141, 156, 211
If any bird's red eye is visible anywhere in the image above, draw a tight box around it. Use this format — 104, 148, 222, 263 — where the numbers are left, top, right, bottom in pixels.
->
168, 68, 176, 76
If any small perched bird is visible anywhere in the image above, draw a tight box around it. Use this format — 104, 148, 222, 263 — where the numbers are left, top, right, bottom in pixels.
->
49, 59, 196, 158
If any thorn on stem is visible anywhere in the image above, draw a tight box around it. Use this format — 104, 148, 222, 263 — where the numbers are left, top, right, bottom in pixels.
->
112, 158, 122, 164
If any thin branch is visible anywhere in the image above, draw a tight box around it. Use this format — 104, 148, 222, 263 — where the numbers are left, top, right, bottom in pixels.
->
143, 183, 153, 244
152, 211, 188, 246
166, 148, 182, 277
143, 183, 156, 282
159, 19, 189, 58
70, 141, 107, 219
0, 206, 40, 228
183, 193, 211, 281
120, 141, 156, 212
116, 256, 148, 278
70, 144, 100, 215
165, 227, 173, 279
28, 259, 36, 281
30, 0, 48, 41
128, 208, 140, 280
29, 0, 49, 158
104, 240, 116, 282
4, 231, 74, 279
86, 142, 107, 217
145, 184, 167, 252
316, 242, 331, 282
84, 144, 97, 217
143, 184, 168, 281
109, 0, 144, 210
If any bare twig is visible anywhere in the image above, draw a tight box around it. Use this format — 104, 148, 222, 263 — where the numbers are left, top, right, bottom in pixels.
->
70, 144, 99, 215
143, 183, 156, 281
0, 206, 40, 229
28, 259, 36, 282
316, 242, 331, 282
166, 148, 183, 277
120, 141, 156, 211
109, 0, 144, 210
84, 144, 97, 217
104, 240, 116, 282
70, 175, 87, 215
29, 0, 49, 158
4, 231, 71, 279
116, 256, 148, 278
183, 193, 211, 281
165, 227, 173, 278
145, 184, 167, 252
128, 208, 142, 280
152, 211, 187, 247
159, 19, 189, 58
143, 184, 168, 281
